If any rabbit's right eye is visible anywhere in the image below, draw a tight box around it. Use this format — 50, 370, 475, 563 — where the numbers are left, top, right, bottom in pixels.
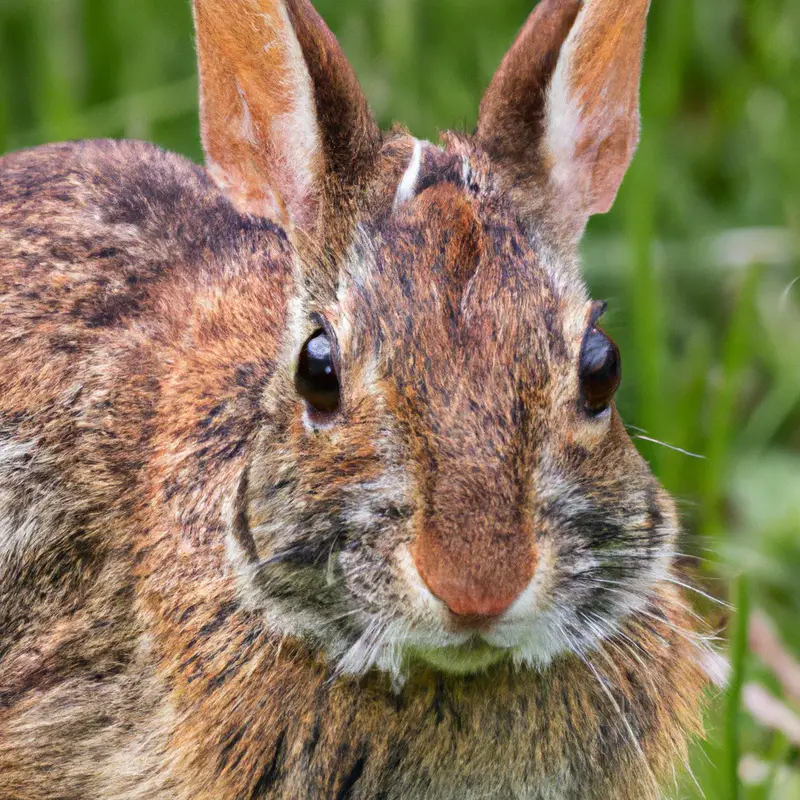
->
579, 327, 621, 415
295, 330, 340, 415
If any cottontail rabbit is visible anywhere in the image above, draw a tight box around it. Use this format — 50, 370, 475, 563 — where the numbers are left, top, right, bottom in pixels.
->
0, 0, 711, 797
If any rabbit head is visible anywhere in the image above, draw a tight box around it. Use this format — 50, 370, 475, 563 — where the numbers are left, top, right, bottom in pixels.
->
195, 0, 673, 682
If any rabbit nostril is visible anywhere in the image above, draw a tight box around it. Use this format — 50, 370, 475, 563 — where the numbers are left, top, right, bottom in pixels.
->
431, 586, 520, 620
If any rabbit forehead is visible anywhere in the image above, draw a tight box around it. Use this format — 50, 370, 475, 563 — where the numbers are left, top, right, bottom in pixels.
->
342, 134, 588, 341
346, 180, 582, 376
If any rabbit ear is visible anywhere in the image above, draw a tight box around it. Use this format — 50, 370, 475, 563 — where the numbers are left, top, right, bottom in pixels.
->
193, 0, 380, 237
477, 0, 650, 240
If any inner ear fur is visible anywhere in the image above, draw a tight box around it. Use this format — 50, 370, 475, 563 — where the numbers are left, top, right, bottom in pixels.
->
477, 0, 651, 243
193, 0, 380, 242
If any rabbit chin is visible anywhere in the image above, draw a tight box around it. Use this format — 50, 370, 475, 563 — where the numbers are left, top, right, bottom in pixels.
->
404, 642, 509, 674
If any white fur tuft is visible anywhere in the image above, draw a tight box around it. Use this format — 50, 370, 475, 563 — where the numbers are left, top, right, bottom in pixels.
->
393, 138, 424, 209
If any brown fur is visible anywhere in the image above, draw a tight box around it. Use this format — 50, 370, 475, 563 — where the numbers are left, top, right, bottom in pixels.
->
0, 2, 709, 798
478, 0, 651, 243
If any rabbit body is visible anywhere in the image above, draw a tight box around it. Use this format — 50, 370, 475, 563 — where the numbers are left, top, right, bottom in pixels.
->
0, 1, 709, 798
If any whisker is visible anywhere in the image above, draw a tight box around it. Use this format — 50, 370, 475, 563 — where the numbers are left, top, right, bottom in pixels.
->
635, 607, 721, 645
633, 435, 705, 460
661, 576, 731, 609
669, 550, 721, 568
592, 576, 694, 614
584, 612, 669, 712
262, 547, 313, 566
325, 607, 367, 624
589, 583, 721, 644
575, 643, 661, 797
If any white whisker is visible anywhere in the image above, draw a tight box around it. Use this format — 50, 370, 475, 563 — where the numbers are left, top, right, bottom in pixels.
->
661, 576, 731, 609
589, 645, 662, 797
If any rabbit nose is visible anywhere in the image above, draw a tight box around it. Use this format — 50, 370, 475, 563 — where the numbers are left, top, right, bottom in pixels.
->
441, 588, 518, 620
411, 524, 537, 620
419, 573, 522, 619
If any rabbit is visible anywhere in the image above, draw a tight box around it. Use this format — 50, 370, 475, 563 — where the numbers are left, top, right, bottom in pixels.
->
0, 0, 713, 798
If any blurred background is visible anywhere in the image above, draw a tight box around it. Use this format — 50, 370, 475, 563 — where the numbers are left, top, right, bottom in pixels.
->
1, 0, 799, 796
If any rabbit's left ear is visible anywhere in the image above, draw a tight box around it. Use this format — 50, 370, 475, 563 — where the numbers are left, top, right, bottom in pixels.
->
193, 0, 380, 240
477, 0, 650, 242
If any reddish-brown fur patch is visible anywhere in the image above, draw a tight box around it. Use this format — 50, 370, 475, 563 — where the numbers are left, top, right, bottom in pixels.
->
0, 1, 709, 798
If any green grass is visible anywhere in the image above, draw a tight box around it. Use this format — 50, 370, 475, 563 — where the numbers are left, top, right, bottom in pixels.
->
725, 576, 751, 800
2, 0, 800, 796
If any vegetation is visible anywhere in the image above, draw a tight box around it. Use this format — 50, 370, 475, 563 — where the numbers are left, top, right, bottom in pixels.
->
2, 0, 799, 795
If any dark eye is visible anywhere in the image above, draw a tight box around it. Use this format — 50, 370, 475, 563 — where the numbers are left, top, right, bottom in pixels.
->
579, 327, 621, 414
295, 330, 340, 414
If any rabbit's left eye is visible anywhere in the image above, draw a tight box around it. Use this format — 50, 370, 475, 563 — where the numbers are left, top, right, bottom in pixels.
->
296, 330, 340, 414
579, 327, 621, 415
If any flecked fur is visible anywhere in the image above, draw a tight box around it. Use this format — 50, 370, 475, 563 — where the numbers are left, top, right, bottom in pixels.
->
0, 1, 709, 798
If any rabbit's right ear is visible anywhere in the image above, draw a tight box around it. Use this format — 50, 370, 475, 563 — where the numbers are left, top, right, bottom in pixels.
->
477, 0, 650, 243
193, 0, 380, 239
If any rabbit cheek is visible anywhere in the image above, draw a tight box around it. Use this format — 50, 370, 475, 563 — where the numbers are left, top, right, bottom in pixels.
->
529, 455, 678, 657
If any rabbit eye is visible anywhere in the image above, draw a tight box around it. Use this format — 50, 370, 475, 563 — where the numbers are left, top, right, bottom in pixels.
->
296, 330, 340, 414
579, 328, 621, 415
